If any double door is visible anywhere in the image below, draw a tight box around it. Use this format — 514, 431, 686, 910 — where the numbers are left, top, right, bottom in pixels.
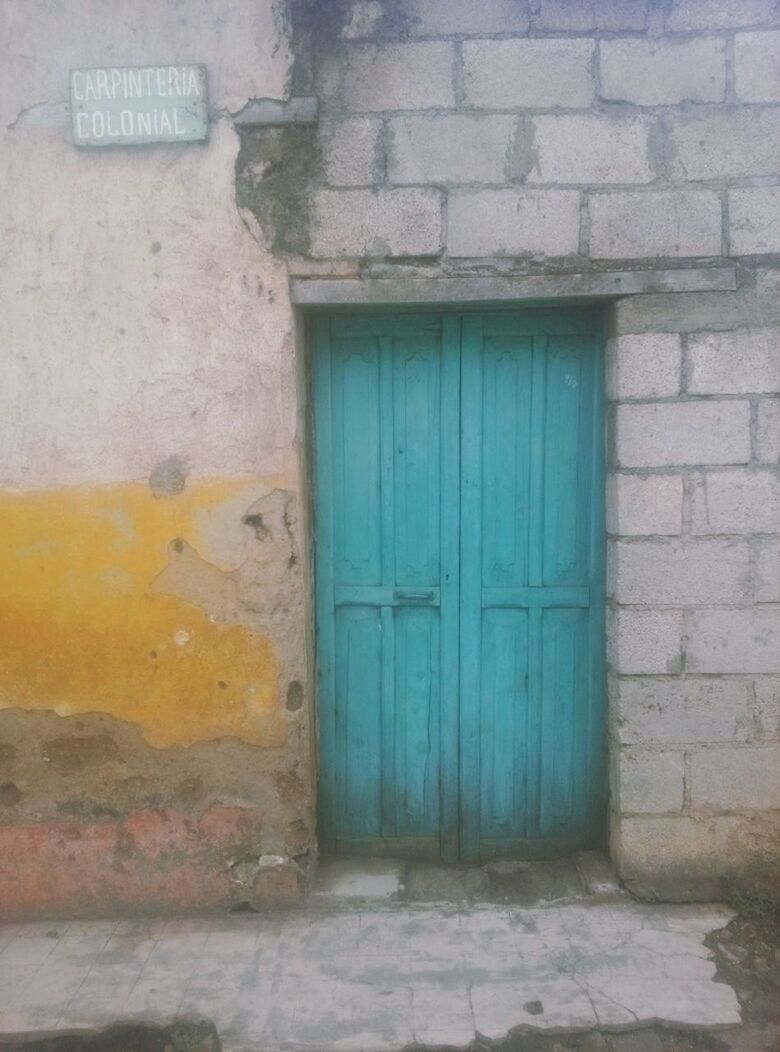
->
313, 309, 605, 861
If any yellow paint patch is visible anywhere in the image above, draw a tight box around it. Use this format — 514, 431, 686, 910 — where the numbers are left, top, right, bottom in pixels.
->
0, 480, 287, 748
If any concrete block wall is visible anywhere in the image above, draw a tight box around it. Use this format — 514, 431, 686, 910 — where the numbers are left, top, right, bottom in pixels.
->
300, 0, 780, 886
308, 0, 780, 269
607, 326, 780, 886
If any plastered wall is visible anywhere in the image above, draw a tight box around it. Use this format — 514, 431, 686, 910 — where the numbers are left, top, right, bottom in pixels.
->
0, 0, 313, 917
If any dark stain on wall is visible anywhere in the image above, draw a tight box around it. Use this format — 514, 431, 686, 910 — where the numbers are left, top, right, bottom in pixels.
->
149, 455, 189, 498
235, 125, 321, 256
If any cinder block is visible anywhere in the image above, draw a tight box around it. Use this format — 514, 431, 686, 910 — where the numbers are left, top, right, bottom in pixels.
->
463, 39, 594, 109
339, 42, 455, 111
615, 678, 752, 745
616, 748, 685, 813
539, 0, 647, 30
691, 469, 780, 535
754, 677, 780, 740
404, 0, 531, 36
606, 332, 682, 400
388, 114, 515, 185
735, 31, 780, 100
689, 328, 780, 394
757, 398, 780, 463
612, 813, 756, 880
311, 188, 443, 257
687, 607, 780, 674
613, 265, 780, 337
321, 117, 380, 186
756, 537, 780, 601
590, 191, 722, 260
530, 115, 654, 185
729, 187, 780, 256
609, 608, 683, 674
608, 474, 683, 536
690, 746, 780, 810
606, 334, 677, 399
447, 189, 581, 258
612, 538, 750, 604
668, 110, 780, 181
600, 38, 726, 105
668, 0, 780, 30
616, 401, 751, 468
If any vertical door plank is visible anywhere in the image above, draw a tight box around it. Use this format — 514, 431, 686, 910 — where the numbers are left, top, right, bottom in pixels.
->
525, 335, 548, 839
379, 336, 397, 838
390, 332, 443, 838
538, 335, 597, 837
477, 327, 535, 843
459, 313, 484, 862
440, 314, 461, 862
332, 334, 384, 840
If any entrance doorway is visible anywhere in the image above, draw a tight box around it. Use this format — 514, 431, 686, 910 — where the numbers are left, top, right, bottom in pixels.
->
312, 308, 605, 862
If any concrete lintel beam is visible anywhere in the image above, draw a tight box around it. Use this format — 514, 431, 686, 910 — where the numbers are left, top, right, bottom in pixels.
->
234, 96, 319, 127
290, 267, 738, 307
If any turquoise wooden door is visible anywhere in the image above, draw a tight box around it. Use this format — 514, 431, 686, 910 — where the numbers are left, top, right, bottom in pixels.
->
313, 309, 605, 861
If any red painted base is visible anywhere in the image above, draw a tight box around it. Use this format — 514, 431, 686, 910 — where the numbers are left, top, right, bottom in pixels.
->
0, 806, 269, 920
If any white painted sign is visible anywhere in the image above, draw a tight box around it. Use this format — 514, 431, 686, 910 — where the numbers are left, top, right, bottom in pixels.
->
70, 65, 208, 147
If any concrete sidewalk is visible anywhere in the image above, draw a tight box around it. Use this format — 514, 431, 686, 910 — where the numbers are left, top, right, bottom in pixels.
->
0, 861, 741, 1052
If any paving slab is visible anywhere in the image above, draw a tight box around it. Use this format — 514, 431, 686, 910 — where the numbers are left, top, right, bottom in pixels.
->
310, 858, 404, 903
0, 898, 740, 1051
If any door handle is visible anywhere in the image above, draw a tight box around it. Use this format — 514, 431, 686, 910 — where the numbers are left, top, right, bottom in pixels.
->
393, 589, 435, 602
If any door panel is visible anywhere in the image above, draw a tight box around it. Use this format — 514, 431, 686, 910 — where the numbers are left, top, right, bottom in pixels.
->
393, 606, 440, 836
334, 605, 382, 837
542, 337, 594, 586
480, 334, 533, 587
539, 606, 590, 837
461, 314, 604, 859
314, 309, 605, 861
478, 608, 529, 838
315, 315, 460, 859
332, 340, 382, 584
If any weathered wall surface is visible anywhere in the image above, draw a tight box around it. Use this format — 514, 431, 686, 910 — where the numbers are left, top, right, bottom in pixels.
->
0, 0, 313, 917
2, 0, 779, 915
258, 0, 778, 891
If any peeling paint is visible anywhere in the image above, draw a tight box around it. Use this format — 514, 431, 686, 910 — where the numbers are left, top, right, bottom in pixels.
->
0, 479, 288, 748
0, 805, 270, 919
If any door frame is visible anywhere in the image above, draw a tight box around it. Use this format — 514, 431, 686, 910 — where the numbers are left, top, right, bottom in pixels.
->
305, 303, 608, 862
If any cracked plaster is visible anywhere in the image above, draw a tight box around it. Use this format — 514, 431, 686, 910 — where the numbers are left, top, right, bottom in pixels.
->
0, 0, 316, 916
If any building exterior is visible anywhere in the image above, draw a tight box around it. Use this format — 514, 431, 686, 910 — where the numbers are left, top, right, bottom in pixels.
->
0, 0, 778, 919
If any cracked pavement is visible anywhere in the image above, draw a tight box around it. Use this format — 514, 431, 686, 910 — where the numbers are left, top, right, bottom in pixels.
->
0, 882, 740, 1051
